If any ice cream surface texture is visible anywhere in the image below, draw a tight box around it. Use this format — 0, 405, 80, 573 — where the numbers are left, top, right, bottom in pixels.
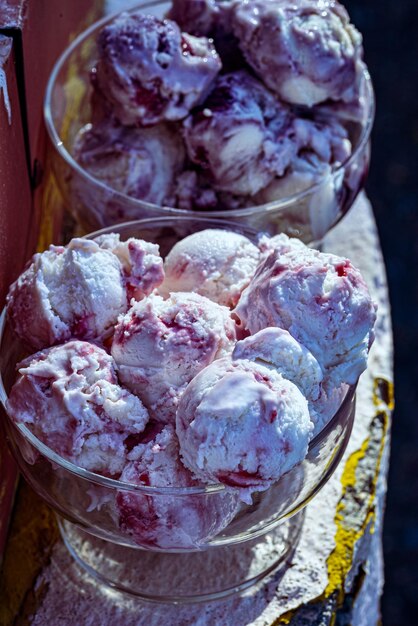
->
253, 115, 353, 240
73, 120, 185, 207
94, 232, 164, 301
167, 0, 234, 39
232, 0, 364, 107
111, 292, 236, 422
176, 357, 312, 502
160, 228, 260, 307
232, 327, 323, 401
6, 236, 164, 350
254, 115, 352, 202
117, 424, 239, 548
67, 0, 371, 235
95, 11, 221, 126
183, 71, 296, 196
7, 341, 149, 476
235, 234, 377, 386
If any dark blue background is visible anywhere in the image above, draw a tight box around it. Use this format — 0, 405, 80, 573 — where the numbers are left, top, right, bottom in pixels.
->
345, 1, 418, 622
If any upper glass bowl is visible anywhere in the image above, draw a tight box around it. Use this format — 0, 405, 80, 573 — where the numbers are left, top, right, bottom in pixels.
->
44, 0, 375, 243
0, 216, 357, 601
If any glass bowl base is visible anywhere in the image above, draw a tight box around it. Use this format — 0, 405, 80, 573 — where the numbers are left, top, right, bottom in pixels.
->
58, 512, 304, 604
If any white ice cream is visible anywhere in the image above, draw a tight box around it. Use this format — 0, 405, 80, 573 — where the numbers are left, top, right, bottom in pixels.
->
111, 292, 236, 422
160, 228, 260, 308
176, 357, 312, 502
6, 236, 164, 350
117, 424, 239, 548
232, 327, 323, 401
7, 340, 149, 476
235, 234, 377, 386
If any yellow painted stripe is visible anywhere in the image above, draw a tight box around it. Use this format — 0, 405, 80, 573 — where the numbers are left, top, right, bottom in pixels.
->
273, 377, 392, 624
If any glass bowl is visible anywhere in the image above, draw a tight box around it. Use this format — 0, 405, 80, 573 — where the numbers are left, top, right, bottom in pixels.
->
0, 216, 357, 602
43, 0, 375, 243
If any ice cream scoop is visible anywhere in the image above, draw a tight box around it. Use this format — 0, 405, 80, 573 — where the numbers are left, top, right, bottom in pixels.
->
73, 119, 185, 207
232, 327, 323, 401
182, 71, 296, 196
254, 114, 352, 239
6, 236, 164, 350
167, 0, 233, 38
7, 341, 149, 476
160, 228, 260, 308
111, 292, 236, 422
117, 424, 239, 548
176, 357, 312, 502
231, 327, 350, 436
94, 11, 221, 126
259, 115, 352, 198
235, 234, 377, 386
232, 0, 365, 107
6, 239, 126, 350
167, 0, 242, 71
94, 232, 164, 302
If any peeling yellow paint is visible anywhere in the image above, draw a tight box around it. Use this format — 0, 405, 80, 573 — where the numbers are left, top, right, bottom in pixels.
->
325, 437, 370, 599
325, 411, 388, 605
36, 167, 65, 252
272, 377, 392, 624
323, 379, 390, 604
272, 609, 294, 625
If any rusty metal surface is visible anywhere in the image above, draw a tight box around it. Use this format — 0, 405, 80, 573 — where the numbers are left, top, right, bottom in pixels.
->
0, 0, 105, 593
0, 35, 32, 303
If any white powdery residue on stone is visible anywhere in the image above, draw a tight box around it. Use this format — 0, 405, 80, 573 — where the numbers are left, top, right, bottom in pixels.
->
324, 192, 394, 381
248, 194, 393, 624
351, 417, 391, 626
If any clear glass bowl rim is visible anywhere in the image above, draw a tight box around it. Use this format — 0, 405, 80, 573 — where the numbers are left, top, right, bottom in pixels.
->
43, 0, 376, 219
0, 306, 357, 497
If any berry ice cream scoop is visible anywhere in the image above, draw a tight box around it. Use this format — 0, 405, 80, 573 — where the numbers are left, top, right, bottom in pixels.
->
176, 357, 312, 503
235, 234, 377, 386
111, 292, 236, 423
182, 71, 296, 196
232, 0, 364, 107
231, 327, 344, 436
117, 424, 239, 549
254, 115, 352, 239
258, 115, 352, 198
94, 11, 222, 126
160, 228, 260, 308
94, 232, 164, 302
232, 327, 323, 401
167, 0, 242, 70
7, 341, 149, 476
73, 120, 185, 207
167, 0, 233, 38
6, 236, 164, 350
173, 170, 219, 211
309, 381, 347, 436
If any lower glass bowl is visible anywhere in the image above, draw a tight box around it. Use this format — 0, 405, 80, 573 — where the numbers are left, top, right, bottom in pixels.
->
0, 217, 357, 602
43, 0, 374, 243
